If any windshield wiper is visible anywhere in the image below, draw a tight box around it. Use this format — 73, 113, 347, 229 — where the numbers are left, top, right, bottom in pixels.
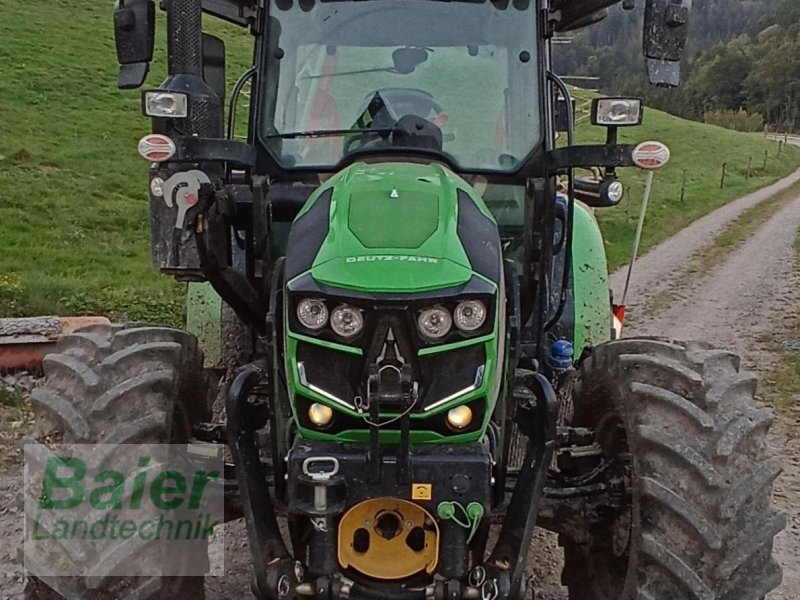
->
265, 128, 393, 140
301, 67, 394, 80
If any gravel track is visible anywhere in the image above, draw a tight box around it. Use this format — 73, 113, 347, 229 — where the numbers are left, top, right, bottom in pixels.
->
610, 166, 800, 317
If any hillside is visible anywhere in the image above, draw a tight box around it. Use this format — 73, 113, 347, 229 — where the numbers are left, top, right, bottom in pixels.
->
553, 0, 787, 122
1, 0, 799, 322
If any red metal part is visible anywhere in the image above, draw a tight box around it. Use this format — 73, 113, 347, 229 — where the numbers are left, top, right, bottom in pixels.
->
0, 316, 111, 373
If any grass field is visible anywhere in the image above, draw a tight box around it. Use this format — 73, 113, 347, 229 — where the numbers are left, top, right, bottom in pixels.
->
1, 0, 799, 323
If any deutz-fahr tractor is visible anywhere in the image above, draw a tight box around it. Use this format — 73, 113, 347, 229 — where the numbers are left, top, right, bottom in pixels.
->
24, 0, 784, 598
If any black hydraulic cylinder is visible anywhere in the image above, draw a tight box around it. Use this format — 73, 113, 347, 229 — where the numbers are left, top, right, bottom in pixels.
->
167, 0, 203, 76
308, 525, 338, 576
439, 520, 468, 578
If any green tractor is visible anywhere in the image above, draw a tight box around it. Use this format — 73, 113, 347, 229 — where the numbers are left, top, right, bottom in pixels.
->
24, 0, 784, 598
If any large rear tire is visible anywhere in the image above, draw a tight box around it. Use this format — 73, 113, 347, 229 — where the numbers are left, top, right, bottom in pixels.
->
22, 324, 210, 600
561, 338, 784, 600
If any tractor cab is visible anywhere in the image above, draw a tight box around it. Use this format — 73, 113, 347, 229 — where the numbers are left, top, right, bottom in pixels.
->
257, 0, 540, 175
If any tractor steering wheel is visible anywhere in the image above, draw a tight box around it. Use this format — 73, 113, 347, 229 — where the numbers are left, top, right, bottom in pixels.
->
344, 88, 448, 154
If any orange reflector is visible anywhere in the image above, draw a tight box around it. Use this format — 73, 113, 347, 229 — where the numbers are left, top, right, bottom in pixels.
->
137, 134, 176, 162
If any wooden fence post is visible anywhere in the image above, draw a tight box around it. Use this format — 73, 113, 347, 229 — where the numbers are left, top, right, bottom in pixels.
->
720, 162, 727, 189
680, 169, 687, 203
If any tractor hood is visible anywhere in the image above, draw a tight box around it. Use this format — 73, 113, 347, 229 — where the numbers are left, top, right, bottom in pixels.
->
286, 162, 501, 294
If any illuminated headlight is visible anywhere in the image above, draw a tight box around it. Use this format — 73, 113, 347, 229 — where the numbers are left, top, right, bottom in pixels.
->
308, 403, 333, 427
144, 91, 189, 118
591, 98, 643, 127
454, 300, 487, 332
297, 298, 328, 330
330, 304, 364, 338
446, 405, 473, 430
417, 306, 452, 340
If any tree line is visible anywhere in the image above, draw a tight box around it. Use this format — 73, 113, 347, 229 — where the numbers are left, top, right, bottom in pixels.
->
555, 0, 799, 131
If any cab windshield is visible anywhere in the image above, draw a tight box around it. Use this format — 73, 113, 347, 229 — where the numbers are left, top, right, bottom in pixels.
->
260, 0, 541, 173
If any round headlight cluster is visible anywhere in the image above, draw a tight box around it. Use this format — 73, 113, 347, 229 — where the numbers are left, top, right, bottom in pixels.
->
296, 299, 364, 338
297, 298, 328, 331
454, 300, 486, 332
417, 306, 452, 340
330, 305, 364, 338
417, 300, 487, 340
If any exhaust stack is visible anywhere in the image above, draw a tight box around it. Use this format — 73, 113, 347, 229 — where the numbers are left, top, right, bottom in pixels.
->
167, 0, 203, 76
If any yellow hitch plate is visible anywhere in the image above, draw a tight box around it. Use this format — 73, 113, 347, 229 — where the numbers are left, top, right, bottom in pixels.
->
337, 497, 439, 580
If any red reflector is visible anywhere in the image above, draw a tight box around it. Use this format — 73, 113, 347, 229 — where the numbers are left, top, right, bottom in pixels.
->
137, 134, 176, 162
632, 141, 670, 170
612, 304, 626, 339
612, 304, 626, 323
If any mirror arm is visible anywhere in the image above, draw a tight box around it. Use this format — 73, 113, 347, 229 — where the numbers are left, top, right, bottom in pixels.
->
546, 144, 636, 175
201, 0, 257, 28
553, 0, 624, 31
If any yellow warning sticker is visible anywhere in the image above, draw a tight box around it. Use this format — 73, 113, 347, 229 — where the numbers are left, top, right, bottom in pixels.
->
411, 483, 432, 500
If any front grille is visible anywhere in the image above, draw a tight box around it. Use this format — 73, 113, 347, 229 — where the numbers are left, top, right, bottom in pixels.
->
295, 336, 485, 412
418, 345, 485, 410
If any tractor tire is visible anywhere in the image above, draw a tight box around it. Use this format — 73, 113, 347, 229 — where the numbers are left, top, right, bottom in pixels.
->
21, 324, 210, 600
560, 338, 784, 600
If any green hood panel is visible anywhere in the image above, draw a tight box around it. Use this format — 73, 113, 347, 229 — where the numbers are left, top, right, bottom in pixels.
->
304, 162, 489, 293
348, 190, 439, 248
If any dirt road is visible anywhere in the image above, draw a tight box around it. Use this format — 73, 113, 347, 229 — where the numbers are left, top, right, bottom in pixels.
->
607, 170, 800, 600
1, 169, 799, 599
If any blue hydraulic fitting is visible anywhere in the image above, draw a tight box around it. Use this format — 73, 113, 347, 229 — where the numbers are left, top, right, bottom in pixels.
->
547, 339, 574, 371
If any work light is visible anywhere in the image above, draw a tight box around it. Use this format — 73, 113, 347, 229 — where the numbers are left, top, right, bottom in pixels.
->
143, 91, 189, 118
591, 98, 643, 127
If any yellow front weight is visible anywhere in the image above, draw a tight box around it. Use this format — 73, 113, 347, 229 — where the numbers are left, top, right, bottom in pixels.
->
338, 497, 439, 580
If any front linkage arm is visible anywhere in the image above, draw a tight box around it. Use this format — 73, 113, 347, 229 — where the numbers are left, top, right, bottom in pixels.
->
485, 372, 558, 600
226, 366, 299, 599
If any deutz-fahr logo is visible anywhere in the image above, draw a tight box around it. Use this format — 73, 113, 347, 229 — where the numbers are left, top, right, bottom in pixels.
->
346, 255, 439, 264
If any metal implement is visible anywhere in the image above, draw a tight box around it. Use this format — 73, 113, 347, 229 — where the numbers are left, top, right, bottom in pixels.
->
337, 498, 439, 579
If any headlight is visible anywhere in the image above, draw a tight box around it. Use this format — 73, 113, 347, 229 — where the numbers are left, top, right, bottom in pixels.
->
297, 298, 328, 330
454, 300, 487, 332
417, 306, 452, 340
308, 403, 334, 427
446, 405, 473, 430
330, 304, 364, 338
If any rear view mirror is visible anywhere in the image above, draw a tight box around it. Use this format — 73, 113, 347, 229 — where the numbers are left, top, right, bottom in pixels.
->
554, 97, 575, 133
113, 0, 155, 89
643, 0, 692, 87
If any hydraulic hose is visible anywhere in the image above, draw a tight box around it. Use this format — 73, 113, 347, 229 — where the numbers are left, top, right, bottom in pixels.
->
544, 72, 575, 333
